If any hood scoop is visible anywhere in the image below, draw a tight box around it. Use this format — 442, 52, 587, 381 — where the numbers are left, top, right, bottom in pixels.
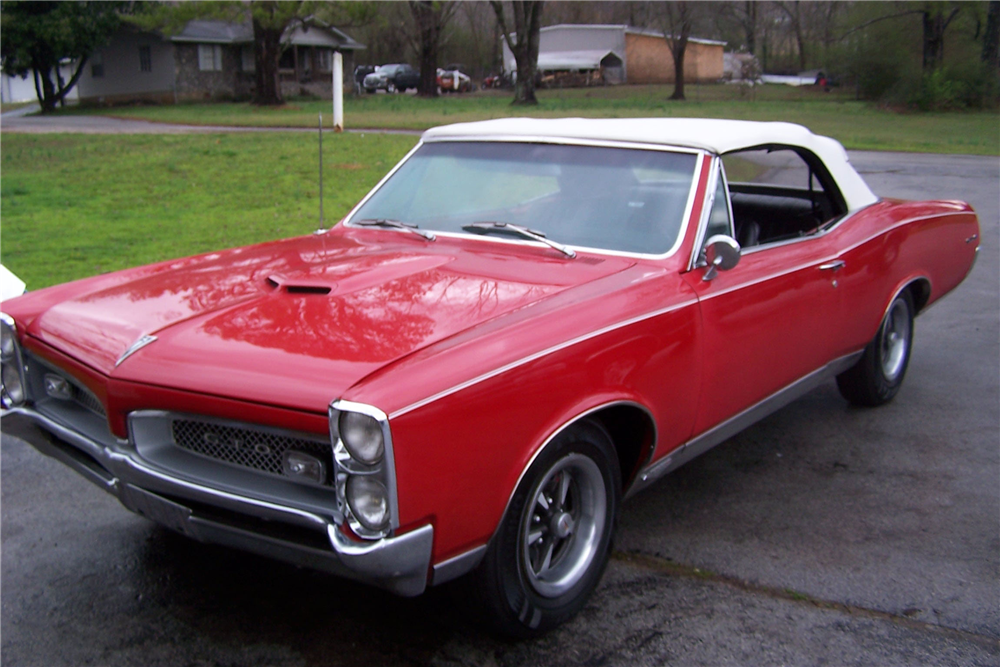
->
266, 274, 333, 295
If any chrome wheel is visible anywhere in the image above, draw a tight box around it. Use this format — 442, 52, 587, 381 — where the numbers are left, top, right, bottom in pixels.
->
520, 453, 607, 598
880, 297, 911, 381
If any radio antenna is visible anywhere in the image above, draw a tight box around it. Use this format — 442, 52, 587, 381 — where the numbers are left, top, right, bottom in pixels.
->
318, 113, 324, 225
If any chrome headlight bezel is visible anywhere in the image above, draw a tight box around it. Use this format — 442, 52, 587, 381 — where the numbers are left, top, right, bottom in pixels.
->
329, 400, 399, 540
0, 313, 26, 409
338, 410, 384, 464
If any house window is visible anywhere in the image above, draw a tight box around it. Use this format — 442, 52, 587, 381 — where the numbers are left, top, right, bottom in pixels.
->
317, 50, 331, 73
241, 46, 255, 72
198, 44, 223, 71
91, 51, 104, 78
139, 46, 152, 73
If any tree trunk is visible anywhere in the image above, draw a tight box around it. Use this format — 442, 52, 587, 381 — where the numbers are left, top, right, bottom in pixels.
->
492, 1, 543, 106
983, 1, 1000, 67
670, 37, 688, 100
410, 1, 442, 97
922, 11, 945, 71
659, 1, 693, 101
253, 19, 284, 105
922, 5, 960, 72
38, 67, 57, 113
744, 0, 757, 55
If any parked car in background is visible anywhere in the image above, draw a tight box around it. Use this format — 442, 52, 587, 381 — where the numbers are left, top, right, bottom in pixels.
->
1, 118, 980, 638
353, 64, 376, 95
482, 72, 509, 89
363, 63, 420, 93
437, 67, 474, 93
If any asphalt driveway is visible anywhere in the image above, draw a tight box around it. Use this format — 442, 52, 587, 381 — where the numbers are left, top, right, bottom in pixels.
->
1, 119, 997, 665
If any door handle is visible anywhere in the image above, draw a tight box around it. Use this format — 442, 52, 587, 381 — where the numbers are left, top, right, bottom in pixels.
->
819, 260, 845, 272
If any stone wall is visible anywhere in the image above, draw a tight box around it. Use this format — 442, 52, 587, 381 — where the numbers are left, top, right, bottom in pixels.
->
174, 43, 253, 101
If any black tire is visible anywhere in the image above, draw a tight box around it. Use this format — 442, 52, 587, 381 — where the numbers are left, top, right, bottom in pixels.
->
837, 289, 914, 407
464, 420, 621, 638
365, 88, 375, 94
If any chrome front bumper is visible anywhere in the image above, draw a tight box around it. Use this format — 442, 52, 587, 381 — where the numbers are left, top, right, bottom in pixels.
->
1, 407, 433, 597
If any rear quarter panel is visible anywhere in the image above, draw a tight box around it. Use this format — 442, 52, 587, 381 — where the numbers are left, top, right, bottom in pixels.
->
831, 199, 979, 353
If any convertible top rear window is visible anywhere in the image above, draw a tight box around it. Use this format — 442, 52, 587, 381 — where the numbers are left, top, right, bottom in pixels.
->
349, 142, 699, 255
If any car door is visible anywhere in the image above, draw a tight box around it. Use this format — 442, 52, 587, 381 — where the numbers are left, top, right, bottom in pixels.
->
682, 157, 847, 437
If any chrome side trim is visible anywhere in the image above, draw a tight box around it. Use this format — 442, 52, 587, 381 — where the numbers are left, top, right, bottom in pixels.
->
391, 300, 698, 419
431, 544, 488, 586
625, 350, 864, 499
740, 207, 976, 257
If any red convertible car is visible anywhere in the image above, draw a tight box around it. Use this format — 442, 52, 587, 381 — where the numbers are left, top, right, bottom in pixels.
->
1, 118, 979, 636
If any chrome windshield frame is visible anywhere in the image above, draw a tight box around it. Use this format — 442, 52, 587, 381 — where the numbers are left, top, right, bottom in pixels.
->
341, 136, 707, 262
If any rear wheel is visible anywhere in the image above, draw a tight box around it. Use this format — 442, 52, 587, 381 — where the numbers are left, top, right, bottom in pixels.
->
465, 420, 621, 638
837, 290, 914, 406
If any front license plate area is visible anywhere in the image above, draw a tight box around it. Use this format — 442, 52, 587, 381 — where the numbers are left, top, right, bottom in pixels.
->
119, 484, 193, 535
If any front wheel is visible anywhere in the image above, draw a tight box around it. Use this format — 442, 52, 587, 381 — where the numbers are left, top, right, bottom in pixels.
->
465, 420, 621, 638
837, 290, 914, 406
386, 82, 396, 94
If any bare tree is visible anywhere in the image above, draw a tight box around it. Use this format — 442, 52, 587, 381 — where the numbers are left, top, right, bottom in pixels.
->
653, 1, 696, 101
919, 2, 962, 71
776, 1, 809, 72
408, 1, 458, 97
984, 1, 1000, 67
491, 1, 544, 105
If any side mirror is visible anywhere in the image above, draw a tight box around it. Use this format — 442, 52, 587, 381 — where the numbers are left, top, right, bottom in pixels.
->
702, 235, 742, 281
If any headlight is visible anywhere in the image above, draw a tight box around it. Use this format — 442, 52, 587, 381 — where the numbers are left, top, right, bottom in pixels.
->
330, 400, 397, 539
0, 315, 24, 408
2, 362, 24, 407
338, 411, 384, 464
0, 323, 14, 360
346, 475, 389, 532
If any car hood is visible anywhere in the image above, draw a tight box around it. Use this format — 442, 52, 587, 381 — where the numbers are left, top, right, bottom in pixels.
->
26, 229, 635, 413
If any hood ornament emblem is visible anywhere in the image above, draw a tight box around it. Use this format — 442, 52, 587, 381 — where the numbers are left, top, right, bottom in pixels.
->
116, 334, 158, 367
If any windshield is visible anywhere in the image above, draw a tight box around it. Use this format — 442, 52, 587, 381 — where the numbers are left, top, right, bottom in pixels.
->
348, 141, 699, 255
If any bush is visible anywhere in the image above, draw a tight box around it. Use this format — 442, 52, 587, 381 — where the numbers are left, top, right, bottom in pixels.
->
890, 65, 1000, 111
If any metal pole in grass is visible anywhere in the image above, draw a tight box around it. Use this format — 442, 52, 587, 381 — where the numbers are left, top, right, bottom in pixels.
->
319, 112, 324, 226
333, 51, 344, 132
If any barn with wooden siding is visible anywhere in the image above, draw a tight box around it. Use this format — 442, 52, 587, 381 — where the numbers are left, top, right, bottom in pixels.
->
502, 24, 725, 85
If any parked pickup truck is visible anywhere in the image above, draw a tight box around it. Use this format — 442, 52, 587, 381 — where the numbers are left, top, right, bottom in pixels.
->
363, 64, 420, 93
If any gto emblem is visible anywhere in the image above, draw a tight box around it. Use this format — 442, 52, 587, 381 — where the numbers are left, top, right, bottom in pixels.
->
201, 431, 272, 455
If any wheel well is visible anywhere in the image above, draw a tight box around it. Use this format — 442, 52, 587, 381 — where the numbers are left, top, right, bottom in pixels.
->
906, 278, 931, 314
585, 404, 656, 493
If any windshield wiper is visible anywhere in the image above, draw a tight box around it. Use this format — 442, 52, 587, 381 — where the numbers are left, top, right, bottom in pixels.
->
352, 218, 436, 241
462, 221, 576, 259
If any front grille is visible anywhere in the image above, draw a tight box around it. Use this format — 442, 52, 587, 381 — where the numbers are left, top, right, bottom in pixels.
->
171, 419, 333, 484
72, 383, 106, 417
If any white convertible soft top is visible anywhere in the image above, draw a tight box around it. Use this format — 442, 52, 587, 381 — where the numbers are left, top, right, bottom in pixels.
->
422, 117, 878, 211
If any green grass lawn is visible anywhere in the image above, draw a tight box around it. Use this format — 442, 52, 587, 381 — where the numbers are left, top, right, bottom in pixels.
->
57, 83, 999, 155
1, 132, 418, 289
